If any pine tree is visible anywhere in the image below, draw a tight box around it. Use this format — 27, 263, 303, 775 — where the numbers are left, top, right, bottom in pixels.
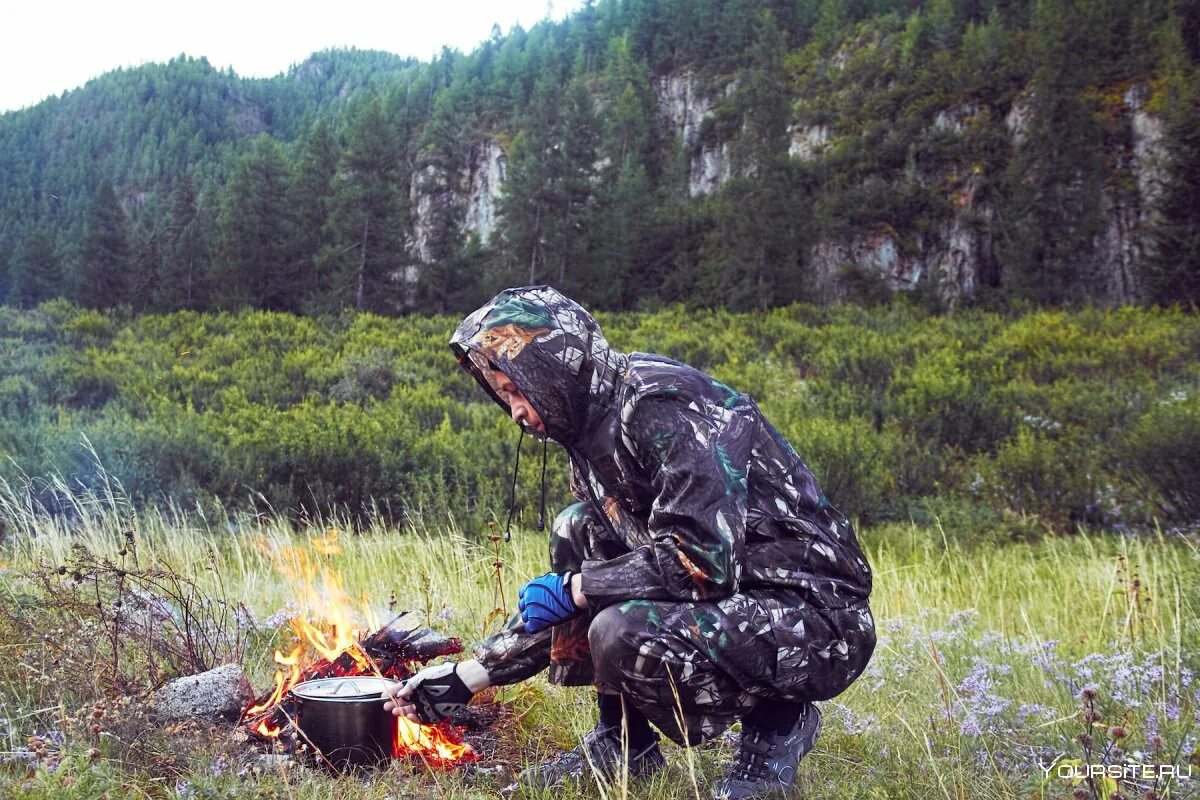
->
412, 87, 474, 311
497, 76, 563, 287
7, 229, 60, 308
156, 174, 212, 310
998, 0, 1107, 304
592, 153, 652, 306
552, 78, 601, 290
1147, 67, 1200, 304
127, 217, 162, 311
289, 121, 337, 310
213, 136, 296, 310
76, 181, 131, 308
700, 12, 804, 310
928, 0, 960, 50
323, 96, 407, 312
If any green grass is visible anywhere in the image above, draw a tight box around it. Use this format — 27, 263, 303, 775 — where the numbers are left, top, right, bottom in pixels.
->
0, 486, 1197, 799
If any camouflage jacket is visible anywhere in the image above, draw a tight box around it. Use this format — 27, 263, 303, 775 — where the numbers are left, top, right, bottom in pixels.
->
449, 286, 873, 684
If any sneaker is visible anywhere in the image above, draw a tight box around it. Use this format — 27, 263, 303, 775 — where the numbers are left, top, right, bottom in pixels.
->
711, 703, 821, 800
517, 722, 667, 789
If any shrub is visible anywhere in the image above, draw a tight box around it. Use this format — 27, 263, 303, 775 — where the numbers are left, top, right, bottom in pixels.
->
329, 348, 399, 404
974, 428, 1108, 530
1121, 392, 1200, 520
890, 345, 1014, 454
1, 302, 1196, 530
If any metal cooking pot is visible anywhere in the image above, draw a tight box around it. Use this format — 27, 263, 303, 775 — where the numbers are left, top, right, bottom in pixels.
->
290, 676, 398, 769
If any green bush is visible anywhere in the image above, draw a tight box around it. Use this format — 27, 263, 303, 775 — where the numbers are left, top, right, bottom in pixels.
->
1121, 392, 1200, 520
890, 345, 1014, 454
0, 302, 1196, 530
974, 427, 1107, 529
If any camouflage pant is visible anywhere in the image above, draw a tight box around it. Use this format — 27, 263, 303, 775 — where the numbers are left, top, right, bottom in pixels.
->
547, 501, 876, 746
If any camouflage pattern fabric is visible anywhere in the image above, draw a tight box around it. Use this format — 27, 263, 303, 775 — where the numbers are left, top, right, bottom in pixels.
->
473, 501, 875, 745
450, 286, 876, 744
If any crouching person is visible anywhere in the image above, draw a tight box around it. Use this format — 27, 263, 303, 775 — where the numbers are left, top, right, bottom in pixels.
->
383, 286, 876, 799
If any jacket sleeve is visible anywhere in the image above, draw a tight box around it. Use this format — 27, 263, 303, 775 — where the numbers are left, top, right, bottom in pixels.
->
580, 394, 752, 608
472, 614, 551, 686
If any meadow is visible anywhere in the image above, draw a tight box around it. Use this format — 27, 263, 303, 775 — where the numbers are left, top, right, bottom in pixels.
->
0, 300, 1198, 798
0, 489, 1195, 799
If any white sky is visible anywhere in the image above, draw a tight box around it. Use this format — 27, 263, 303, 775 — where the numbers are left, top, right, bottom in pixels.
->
1, 0, 585, 113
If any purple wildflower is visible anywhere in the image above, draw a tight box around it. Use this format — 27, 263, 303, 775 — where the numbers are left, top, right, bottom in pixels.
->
1016, 703, 1053, 724
947, 609, 979, 629
264, 600, 299, 629
954, 657, 1012, 736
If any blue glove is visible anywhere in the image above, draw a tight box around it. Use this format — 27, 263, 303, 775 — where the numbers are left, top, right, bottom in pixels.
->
518, 571, 580, 633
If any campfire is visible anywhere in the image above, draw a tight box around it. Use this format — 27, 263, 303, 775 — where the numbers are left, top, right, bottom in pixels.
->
240, 531, 476, 769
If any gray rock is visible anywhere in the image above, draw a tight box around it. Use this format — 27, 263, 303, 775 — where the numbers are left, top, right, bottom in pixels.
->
154, 663, 253, 723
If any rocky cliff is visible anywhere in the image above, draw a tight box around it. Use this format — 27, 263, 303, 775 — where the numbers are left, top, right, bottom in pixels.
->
404, 70, 1165, 306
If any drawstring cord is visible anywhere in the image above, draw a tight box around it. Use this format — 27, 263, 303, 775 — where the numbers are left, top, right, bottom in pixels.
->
537, 436, 549, 531
504, 428, 551, 538
504, 427, 525, 542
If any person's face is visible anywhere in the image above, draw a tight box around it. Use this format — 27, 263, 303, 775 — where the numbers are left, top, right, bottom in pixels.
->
490, 369, 546, 435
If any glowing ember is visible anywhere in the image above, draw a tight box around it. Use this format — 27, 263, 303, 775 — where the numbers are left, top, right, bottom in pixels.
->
396, 716, 474, 764
241, 530, 475, 768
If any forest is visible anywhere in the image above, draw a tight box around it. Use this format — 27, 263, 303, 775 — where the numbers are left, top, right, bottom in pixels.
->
1, 0, 1198, 314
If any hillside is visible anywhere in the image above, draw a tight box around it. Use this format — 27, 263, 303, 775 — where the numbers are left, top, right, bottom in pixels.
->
0, 0, 1198, 313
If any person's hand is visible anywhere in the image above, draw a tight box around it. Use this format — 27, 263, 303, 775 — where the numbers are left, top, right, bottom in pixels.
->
382, 661, 486, 724
517, 572, 582, 633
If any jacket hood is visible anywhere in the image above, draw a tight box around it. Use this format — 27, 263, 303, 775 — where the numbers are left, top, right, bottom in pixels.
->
449, 286, 627, 446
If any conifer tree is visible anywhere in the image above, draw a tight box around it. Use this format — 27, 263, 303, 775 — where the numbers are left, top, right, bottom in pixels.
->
289, 121, 337, 310
1147, 67, 1200, 304
498, 75, 564, 287
214, 136, 296, 310
156, 174, 212, 310
7, 230, 60, 308
323, 96, 407, 312
76, 181, 132, 308
700, 12, 803, 309
998, 0, 1106, 304
127, 217, 162, 311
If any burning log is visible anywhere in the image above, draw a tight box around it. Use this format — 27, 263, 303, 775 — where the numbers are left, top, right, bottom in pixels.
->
242, 618, 476, 768
241, 530, 479, 770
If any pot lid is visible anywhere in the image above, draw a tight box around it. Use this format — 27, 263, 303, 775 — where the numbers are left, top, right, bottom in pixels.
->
291, 676, 398, 701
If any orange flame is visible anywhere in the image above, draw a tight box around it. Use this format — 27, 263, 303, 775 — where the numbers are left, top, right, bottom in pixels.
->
255, 719, 282, 737
244, 646, 302, 719
395, 717, 474, 764
244, 530, 475, 765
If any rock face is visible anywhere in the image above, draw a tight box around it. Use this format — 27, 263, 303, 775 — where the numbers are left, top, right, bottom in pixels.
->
691, 141, 733, 197
154, 664, 253, 723
654, 71, 740, 197
409, 160, 465, 264
809, 175, 998, 306
401, 66, 1166, 306
788, 124, 830, 160
464, 139, 507, 245
407, 138, 507, 267
810, 232, 910, 300
805, 84, 1163, 305
933, 177, 997, 305
656, 71, 714, 151
1005, 98, 1032, 146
